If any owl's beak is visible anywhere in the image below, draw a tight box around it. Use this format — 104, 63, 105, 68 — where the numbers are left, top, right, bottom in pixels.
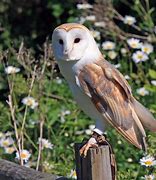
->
63, 40, 72, 56
63, 49, 69, 55
63, 48, 71, 60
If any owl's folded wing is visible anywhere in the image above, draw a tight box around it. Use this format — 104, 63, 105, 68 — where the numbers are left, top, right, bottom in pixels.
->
76, 59, 147, 150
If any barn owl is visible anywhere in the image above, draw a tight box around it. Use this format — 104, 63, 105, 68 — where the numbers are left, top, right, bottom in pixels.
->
52, 23, 156, 156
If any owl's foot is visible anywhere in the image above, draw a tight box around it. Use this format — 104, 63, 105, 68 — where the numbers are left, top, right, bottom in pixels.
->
79, 137, 98, 157
79, 132, 106, 157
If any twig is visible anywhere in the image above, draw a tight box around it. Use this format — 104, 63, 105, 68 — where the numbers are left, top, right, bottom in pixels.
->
17, 41, 24, 61
42, 92, 74, 103
36, 118, 44, 171
20, 65, 37, 150
113, 9, 148, 35
6, 95, 23, 166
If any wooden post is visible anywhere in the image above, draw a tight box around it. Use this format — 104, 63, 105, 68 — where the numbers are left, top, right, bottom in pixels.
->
75, 144, 113, 180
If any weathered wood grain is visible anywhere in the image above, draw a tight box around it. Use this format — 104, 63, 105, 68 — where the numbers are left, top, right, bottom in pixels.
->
0, 159, 68, 180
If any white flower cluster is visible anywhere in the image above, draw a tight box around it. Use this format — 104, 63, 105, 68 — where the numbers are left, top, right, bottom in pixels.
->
123, 15, 136, 25
140, 155, 156, 167
139, 155, 156, 179
136, 87, 149, 96
16, 149, 31, 163
38, 138, 54, 150
0, 132, 31, 163
127, 38, 153, 63
60, 109, 71, 123
69, 169, 77, 179
22, 96, 38, 109
0, 132, 15, 154
101, 41, 117, 60
77, 3, 93, 9
5, 66, 20, 74
143, 174, 155, 180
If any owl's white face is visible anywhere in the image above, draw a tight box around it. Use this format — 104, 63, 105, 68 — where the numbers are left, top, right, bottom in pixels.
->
52, 24, 92, 61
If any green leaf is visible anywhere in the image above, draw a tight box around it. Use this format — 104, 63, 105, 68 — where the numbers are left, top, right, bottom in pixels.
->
52, 4, 63, 18
149, 69, 156, 79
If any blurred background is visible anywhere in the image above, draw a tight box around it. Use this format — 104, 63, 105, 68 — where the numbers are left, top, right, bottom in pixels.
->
0, 0, 156, 179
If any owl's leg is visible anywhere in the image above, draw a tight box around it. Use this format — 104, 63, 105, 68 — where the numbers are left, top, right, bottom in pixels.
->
79, 131, 105, 157
79, 136, 98, 157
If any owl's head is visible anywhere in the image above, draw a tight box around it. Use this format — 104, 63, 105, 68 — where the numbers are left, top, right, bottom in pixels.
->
52, 23, 101, 62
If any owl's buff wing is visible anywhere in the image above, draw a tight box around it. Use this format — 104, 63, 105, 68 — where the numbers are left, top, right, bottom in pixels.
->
76, 57, 148, 150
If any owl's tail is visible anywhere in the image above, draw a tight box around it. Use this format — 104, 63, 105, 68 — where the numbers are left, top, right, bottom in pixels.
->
132, 98, 156, 132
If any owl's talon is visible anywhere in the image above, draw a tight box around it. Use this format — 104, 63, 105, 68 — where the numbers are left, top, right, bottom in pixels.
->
80, 143, 98, 157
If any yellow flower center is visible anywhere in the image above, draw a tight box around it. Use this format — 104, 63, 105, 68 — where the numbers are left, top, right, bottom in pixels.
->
143, 47, 149, 53
137, 54, 143, 60
147, 177, 152, 180
27, 99, 33, 106
21, 153, 27, 159
2, 141, 9, 147
131, 43, 137, 48
127, 20, 132, 24
10, 69, 16, 73
107, 44, 113, 49
145, 160, 153, 166
140, 92, 145, 96
7, 147, 15, 154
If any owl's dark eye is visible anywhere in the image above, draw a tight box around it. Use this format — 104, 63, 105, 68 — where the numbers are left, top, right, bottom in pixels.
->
74, 38, 81, 43
59, 39, 63, 45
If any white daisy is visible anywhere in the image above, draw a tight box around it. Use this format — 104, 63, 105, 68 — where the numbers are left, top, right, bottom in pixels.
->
62, 110, 71, 115
120, 48, 127, 55
43, 161, 54, 170
132, 51, 148, 63
108, 51, 117, 60
124, 75, 130, 80
69, 169, 77, 179
85, 129, 92, 135
102, 41, 116, 50
64, 132, 69, 137
55, 77, 62, 84
143, 174, 155, 180
5, 66, 20, 74
89, 124, 95, 130
94, 22, 106, 28
123, 15, 136, 25
75, 130, 84, 135
38, 138, 54, 150
151, 80, 156, 86
0, 137, 14, 147
114, 63, 121, 69
141, 43, 154, 54
127, 38, 142, 49
4, 146, 15, 154
85, 15, 96, 21
77, 3, 93, 9
0, 132, 5, 138
127, 158, 133, 162
91, 30, 100, 40
140, 155, 156, 167
136, 87, 149, 96
22, 96, 38, 109
5, 131, 13, 136
60, 109, 71, 123
16, 149, 31, 162
117, 140, 122, 144
77, 16, 86, 24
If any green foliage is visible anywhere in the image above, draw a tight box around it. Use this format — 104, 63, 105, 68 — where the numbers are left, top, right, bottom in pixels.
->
0, 0, 156, 179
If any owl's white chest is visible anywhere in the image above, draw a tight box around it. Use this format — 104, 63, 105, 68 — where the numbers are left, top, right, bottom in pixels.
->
57, 60, 105, 123
69, 82, 105, 122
